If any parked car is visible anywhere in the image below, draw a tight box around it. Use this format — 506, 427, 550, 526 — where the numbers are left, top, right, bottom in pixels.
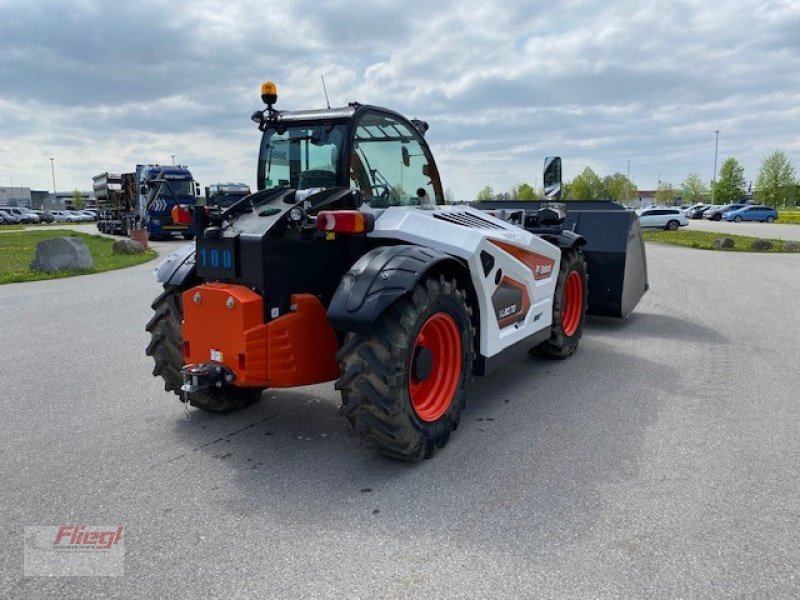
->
687, 204, 712, 219
66, 210, 92, 222
636, 207, 689, 230
703, 203, 748, 221
723, 205, 778, 223
49, 210, 83, 222
0, 207, 40, 223
0, 209, 22, 224
684, 203, 706, 217
34, 210, 55, 223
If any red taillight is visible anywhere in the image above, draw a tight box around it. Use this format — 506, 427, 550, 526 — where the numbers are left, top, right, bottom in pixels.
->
316, 210, 374, 234
171, 205, 193, 225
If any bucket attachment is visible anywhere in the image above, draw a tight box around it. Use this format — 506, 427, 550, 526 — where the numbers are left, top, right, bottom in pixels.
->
562, 207, 648, 318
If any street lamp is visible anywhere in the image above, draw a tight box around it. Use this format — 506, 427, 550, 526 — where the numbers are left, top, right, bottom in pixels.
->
170, 154, 176, 166
626, 159, 631, 205
49, 157, 57, 209
712, 130, 719, 204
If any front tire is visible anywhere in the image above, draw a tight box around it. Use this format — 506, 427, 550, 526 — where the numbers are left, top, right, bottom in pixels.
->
336, 275, 475, 460
766, 216, 775, 223
666, 220, 679, 231
146, 285, 263, 412
734, 216, 742, 222
535, 249, 588, 359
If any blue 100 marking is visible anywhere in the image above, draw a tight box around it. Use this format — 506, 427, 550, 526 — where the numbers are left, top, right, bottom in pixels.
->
199, 248, 233, 270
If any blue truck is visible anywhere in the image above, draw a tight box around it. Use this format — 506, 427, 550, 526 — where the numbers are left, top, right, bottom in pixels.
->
94, 164, 200, 239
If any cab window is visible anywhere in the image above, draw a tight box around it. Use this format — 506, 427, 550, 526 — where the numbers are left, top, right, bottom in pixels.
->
349, 112, 440, 207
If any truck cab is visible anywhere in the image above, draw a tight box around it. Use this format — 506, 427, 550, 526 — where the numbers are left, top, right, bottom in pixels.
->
205, 183, 251, 209
139, 164, 199, 239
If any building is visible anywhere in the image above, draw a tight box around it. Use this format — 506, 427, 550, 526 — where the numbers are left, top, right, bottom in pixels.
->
0, 186, 32, 207
29, 191, 95, 210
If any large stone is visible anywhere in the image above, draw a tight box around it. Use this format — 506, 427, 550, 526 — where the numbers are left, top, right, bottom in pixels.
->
713, 237, 735, 249
750, 238, 773, 251
112, 239, 146, 255
30, 236, 94, 272
783, 240, 800, 252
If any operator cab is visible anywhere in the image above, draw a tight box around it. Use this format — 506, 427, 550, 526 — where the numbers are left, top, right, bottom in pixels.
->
254, 84, 444, 209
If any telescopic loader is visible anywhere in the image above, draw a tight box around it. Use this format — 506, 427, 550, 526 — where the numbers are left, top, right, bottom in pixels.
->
147, 82, 648, 460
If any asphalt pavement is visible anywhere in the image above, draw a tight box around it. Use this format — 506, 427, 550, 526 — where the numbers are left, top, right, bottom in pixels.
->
2, 237, 799, 599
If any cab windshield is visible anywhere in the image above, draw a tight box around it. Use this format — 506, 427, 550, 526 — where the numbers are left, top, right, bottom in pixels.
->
258, 123, 347, 191
161, 180, 194, 198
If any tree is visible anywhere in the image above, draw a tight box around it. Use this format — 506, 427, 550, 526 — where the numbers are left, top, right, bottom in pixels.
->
569, 167, 607, 200
516, 182, 536, 200
476, 185, 494, 201
756, 150, 797, 207
72, 189, 85, 210
713, 157, 746, 204
604, 173, 637, 204
444, 188, 456, 204
655, 182, 677, 205
681, 172, 709, 203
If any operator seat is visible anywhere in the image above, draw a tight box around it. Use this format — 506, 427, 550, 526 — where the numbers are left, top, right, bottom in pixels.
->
297, 169, 336, 190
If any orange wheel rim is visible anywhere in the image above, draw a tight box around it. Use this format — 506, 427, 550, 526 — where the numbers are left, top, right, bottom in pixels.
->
561, 270, 583, 337
408, 312, 462, 422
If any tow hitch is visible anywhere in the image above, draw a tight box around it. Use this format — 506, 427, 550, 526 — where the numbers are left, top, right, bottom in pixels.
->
180, 363, 236, 394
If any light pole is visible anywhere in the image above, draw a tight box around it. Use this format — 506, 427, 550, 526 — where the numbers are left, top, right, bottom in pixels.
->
49, 157, 57, 209
626, 159, 631, 205
170, 154, 175, 166
712, 129, 719, 204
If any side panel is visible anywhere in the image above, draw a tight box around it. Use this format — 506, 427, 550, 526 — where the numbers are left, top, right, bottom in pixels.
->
361, 206, 561, 358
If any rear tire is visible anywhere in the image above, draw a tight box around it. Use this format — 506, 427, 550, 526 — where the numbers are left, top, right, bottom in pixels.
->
666, 220, 679, 231
734, 216, 742, 222
146, 285, 262, 412
336, 275, 475, 460
535, 249, 588, 359
182, 234, 195, 240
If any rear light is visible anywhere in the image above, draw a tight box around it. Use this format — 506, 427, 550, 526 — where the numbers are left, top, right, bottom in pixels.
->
316, 210, 374, 234
171, 205, 193, 225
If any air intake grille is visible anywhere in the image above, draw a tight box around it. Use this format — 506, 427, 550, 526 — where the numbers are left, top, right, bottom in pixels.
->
434, 211, 506, 230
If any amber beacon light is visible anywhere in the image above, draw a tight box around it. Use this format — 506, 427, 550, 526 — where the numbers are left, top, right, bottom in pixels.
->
260, 81, 278, 107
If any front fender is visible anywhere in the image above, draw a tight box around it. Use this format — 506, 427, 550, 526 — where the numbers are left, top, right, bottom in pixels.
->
153, 243, 196, 287
327, 245, 459, 334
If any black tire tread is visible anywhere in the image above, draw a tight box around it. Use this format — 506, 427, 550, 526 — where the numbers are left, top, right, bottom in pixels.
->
336, 275, 474, 460
536, 249, 588, 360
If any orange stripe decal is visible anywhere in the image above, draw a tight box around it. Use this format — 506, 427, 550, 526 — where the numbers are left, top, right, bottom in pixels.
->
489, 240, 555, 280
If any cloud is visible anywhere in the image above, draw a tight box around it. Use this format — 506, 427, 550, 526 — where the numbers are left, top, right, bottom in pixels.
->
0, 0, 799, 199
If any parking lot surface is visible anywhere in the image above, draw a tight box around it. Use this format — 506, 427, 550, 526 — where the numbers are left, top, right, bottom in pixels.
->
2, 240, 799, 599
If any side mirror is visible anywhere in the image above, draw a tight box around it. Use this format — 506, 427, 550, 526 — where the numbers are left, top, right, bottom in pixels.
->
402, 146, 410, 168
543, 156, 562, 200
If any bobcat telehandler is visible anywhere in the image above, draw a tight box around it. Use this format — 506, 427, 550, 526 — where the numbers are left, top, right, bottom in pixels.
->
147, 81, 648, 460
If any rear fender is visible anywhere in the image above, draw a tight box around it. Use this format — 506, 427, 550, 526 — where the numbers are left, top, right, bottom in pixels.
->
327, 245, 463, 334
153, 243, 196, 287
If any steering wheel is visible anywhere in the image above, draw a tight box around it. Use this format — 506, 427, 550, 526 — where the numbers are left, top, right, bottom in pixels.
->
366, 184, 392, 207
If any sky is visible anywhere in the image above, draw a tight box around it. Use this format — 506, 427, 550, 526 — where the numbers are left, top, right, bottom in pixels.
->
1, 0, 799, 200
